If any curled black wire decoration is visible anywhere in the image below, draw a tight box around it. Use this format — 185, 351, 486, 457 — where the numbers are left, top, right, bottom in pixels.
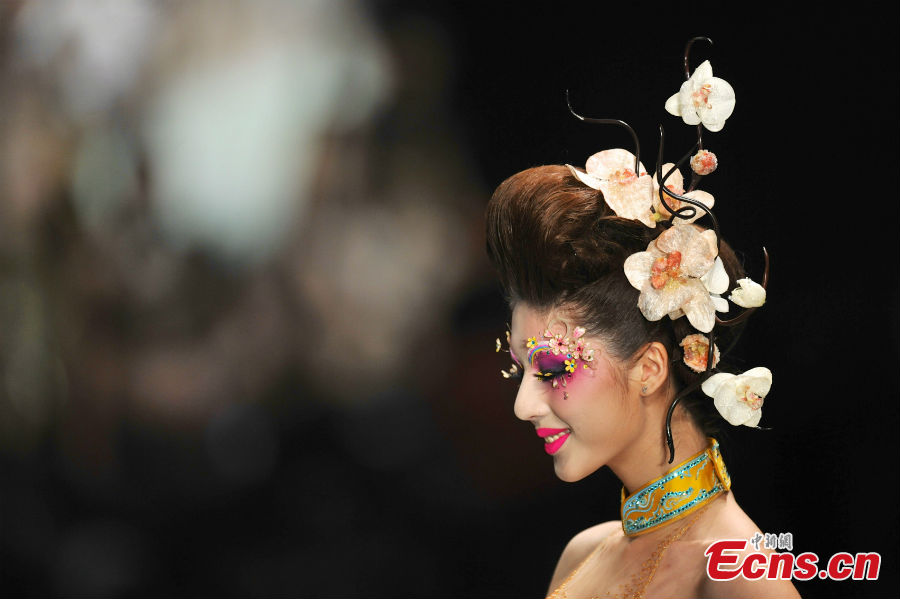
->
684, 36, 713, 79
665, 376, 708, 461
566, 90, 642, 175
656, 138, 700, 209
683, 36, 713, 153
655, 125, 721, 254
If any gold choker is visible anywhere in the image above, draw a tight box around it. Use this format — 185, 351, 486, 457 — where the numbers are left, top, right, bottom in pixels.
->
620, 438, 730, 537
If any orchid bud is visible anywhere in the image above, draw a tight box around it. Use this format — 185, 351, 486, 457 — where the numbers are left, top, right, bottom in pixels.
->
690, 149, 718, 176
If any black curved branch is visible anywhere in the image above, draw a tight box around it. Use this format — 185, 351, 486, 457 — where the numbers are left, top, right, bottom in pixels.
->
655, 126, 720, 254
684, 36, 713, 80
566, 90, 642, 175
683, 36, 713, 151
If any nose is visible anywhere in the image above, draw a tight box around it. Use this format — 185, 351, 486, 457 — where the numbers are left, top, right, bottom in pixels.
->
513, 377, 550, 423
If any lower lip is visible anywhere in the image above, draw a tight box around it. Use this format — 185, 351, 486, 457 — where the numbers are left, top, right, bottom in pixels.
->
544, 432, 571, 455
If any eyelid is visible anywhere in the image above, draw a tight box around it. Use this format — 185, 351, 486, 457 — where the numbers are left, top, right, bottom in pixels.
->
533, 366, 566, 383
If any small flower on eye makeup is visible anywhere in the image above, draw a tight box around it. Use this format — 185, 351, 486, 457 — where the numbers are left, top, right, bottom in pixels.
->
547, 334, 569, 355
497, 323, 596, 385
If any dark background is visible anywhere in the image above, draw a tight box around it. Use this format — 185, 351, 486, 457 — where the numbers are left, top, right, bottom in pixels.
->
1, 1, 897, 597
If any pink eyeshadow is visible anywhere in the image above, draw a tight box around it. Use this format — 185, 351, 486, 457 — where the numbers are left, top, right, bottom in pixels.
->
535, 353, 568, 372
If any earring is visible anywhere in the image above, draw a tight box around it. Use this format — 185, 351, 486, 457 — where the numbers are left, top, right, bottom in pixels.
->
564, 392, 569, 400
641, 385, 648, 395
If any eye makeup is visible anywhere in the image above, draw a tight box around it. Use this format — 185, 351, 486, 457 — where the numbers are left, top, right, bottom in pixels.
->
534, 351, 571, 385
498, 325, 595, 388
526, 330, 594, 389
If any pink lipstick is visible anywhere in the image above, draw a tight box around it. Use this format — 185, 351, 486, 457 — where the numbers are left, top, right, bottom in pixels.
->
537, 428, 571, 455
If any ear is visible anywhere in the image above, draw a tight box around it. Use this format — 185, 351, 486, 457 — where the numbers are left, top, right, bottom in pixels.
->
627, 342, 670, 398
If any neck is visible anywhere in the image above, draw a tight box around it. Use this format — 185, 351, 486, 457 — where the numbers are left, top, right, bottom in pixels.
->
607, 406, 707, 495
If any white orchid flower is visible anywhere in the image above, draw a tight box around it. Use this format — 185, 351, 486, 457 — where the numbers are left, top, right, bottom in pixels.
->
623, 224, 719, 332
566, 149, 655, 228
665, 60, 735, 133
729, 277, 766, 308
701, 367, 772, 427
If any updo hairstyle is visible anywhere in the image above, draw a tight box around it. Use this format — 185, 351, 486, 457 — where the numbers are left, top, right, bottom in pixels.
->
485, 165, 746, 437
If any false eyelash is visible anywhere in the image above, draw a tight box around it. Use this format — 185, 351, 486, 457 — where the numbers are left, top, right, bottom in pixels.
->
534, 370, 567, 383
502, 365, 569, 386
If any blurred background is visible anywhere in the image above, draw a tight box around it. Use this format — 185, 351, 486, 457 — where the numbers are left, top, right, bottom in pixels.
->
0, 1, 896, 597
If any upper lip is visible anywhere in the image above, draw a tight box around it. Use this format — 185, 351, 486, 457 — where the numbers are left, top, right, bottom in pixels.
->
536, 427, 570, 438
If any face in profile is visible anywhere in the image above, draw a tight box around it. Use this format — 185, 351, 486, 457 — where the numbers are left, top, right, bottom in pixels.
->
509, 303, 646, 482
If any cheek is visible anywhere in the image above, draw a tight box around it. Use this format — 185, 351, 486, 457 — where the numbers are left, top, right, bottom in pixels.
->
550, 361, 622, 405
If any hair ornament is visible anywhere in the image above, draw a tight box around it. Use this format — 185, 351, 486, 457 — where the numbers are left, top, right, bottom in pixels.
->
729, 277, 767, 308
623, 224, 722, 332
565, 149, 656, 228
565, 92, 657, 228
651, 162, 714, 224
566, 37, 772, 462
701, 367, 772, 427
680, 334, 720, 373
664, 59, 735, 133
690, 150, 717, 176
715, 248, 769, 327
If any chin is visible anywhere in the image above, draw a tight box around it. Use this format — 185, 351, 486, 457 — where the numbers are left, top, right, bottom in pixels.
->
553, 458, 594, 483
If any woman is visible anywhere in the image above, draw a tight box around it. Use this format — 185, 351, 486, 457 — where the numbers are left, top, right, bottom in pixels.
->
486, 40, 801, 595
487, 161, 800, 598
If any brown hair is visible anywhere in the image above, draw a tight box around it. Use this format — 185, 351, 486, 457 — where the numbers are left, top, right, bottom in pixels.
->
485, 165, 746, 436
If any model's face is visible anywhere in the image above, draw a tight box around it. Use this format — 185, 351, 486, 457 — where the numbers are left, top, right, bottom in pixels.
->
509, 303, 645, 482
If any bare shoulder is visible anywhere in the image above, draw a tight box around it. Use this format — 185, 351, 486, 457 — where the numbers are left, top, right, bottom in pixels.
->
546, 520, 620, 595
699, 568, 801, 598
695, 533, 802, 599
689, 494, 801, 598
